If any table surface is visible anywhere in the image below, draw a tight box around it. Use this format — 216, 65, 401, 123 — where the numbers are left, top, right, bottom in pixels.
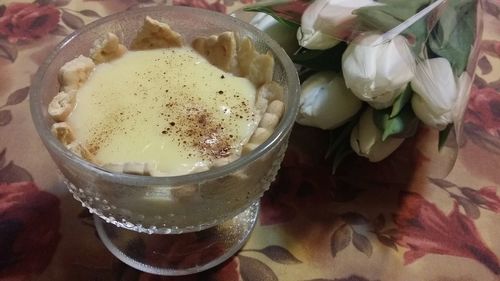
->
1, 0, 499, 280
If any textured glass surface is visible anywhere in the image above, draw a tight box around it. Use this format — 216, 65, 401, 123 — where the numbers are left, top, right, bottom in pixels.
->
30, 6, 299, 234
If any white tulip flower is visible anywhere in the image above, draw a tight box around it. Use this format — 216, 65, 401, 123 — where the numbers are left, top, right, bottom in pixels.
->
411, 58, 458, 130
297, 0, 380, 50
350, 108, 404, 162
249, 13, 299, 55
342, 34, 416, 109
297, 71, 362, 130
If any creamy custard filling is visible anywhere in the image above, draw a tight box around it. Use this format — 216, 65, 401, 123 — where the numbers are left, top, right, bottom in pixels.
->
49, 17, 284, 177
66, 48, 258, 175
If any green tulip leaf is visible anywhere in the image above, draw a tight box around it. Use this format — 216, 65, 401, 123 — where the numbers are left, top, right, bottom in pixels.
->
244, 7, 299, 28
325, 113, 361, 174
353, 0, 432, 30
244, 0, 313, 29
373, 104, 419, 141
373, 109, 387, 132
331, 141, 354, 175
438, 124, 453, 150
325, 117, 357, 159
428, 0, 476, 75
353, 0, 432, 54
292, 43, 347, 72
390, 84, 413, 118
356, 9, 400, 31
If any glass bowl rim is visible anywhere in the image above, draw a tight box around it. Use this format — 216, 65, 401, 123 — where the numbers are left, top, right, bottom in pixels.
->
30, 5, 300, 187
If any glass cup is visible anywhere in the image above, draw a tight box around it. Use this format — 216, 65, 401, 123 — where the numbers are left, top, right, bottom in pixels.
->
30, 6, 299, 276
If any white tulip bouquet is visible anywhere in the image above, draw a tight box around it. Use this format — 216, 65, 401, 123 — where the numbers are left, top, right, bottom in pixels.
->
245, 0, 480, 171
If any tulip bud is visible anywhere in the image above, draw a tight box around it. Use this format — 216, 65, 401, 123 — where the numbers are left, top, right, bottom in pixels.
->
410, 58, 457, 130
350, 108, 404, 162
297, 71, 362, 130
297, 0, 379, 50
249, 13, 299, 55
342, 34, 416, 109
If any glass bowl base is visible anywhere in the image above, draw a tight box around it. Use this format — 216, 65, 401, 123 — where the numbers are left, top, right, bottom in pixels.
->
94, 201, 259, 276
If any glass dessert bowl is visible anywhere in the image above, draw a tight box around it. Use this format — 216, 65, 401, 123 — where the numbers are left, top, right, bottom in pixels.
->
30, 6, 299, 276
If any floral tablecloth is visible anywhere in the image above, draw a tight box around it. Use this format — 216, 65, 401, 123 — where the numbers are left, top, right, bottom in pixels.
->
1, 0, 499, 280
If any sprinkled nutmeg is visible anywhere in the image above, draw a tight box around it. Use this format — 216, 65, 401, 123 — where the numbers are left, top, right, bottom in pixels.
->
65, 46, 259, 174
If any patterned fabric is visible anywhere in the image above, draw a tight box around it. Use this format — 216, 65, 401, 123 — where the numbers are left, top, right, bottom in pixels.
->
0, 0, 499, 280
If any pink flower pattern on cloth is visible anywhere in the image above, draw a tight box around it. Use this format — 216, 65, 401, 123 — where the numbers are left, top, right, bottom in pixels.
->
0, 3, 60, 43
0, 0, 499, 280
465, 85, 500, 137
0, 182, 61, 279
393, 192, 499, 274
